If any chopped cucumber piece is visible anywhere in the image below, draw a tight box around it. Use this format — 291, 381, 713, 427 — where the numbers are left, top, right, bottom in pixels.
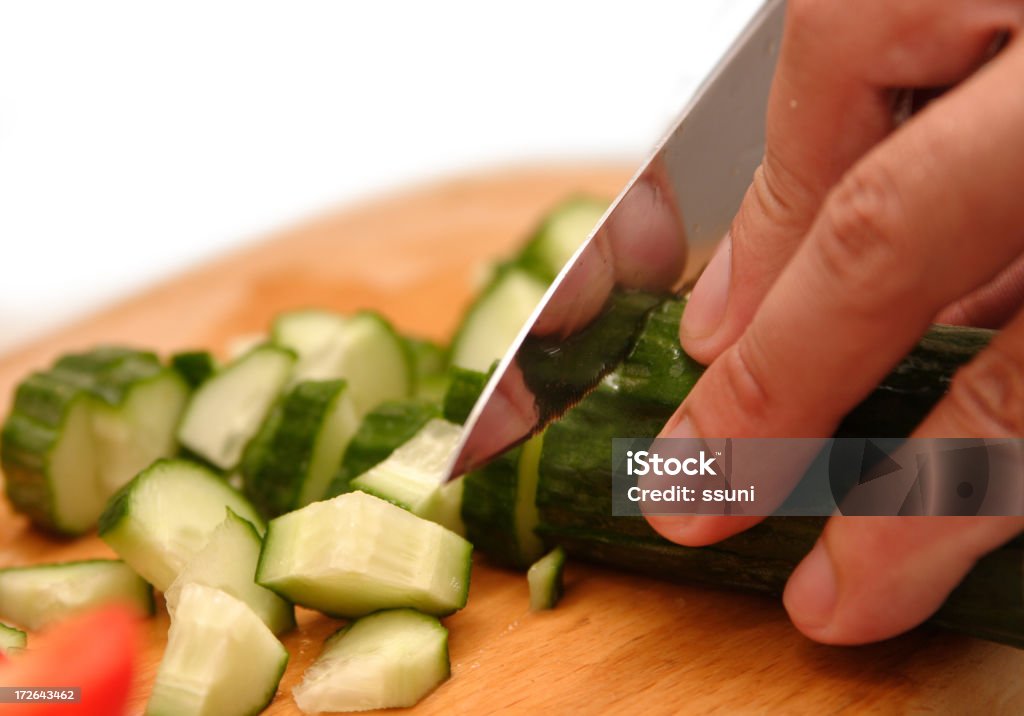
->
165, 509, 295, 635
177, 344, 295, 471
271, 309, 412, 417
243, 379, 359, 516
326, 400, 440, 498
292, 609, 449, 713
442, 366, 490, 425
170, 351, 218, 389
450, 267, 547, 372
99, 459, 265, 592
517, 196, 608, 282
350, 419, 463, 529
0, 622, 26, 653
404, 336, 449, 401
0, 560, 153, 630
147, 583, 287, 716
256, 491, 471, 618
527, 546, 566, 611
1, 349, 189, 534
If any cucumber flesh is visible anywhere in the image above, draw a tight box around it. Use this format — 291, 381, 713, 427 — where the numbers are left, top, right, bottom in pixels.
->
242, 379, 359, 516
256, 491, 472, 618
0, 623, 26, 653
0, 560, 153, 631
517, 196, 608, 282
527, 546, 567, 611
272, 310, 412, 417
165, 509, 295, 635
450, 267, 547, 372
99, 459, 265, 592
177, 345, 295, 471
292, 609, 449, 714
147, 583, 288, 716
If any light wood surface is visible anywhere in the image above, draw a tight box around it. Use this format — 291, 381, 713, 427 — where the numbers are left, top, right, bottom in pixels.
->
1, 165, 1022, 715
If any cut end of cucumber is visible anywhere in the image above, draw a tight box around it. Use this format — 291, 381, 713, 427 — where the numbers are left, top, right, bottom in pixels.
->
292, 609, 449, 714
0, 622, 27, 653
257, 491, 472, 618
527, 546, 567, 611
518, 196, 609, 282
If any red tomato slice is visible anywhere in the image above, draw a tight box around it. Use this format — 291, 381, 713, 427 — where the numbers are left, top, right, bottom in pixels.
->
0, 606, 139, 715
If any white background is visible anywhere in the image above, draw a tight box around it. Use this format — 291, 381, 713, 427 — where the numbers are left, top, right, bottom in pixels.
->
0, 0, 761, 353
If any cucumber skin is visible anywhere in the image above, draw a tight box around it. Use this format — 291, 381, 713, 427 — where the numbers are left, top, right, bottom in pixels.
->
325, 400, 440, 498
525, 296, 1024, 647
170, 351, 217, 389
442, 367, 489, 425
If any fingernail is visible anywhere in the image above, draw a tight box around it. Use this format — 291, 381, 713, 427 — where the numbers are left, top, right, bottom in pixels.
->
783, 540, 838, 631
682, 233, 732, 340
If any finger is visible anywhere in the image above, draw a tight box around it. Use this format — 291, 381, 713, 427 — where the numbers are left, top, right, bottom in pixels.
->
680, 0, 1019, 364
655, 35, 1024, 547
936, 253, 1024, 328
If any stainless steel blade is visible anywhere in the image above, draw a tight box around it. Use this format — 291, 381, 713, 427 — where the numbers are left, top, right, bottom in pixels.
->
447, 0, 786, 479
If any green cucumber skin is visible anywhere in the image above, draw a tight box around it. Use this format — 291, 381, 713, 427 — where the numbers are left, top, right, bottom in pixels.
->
170, 351, 218, 389
325, 400, 440, 498
242, 379, 348, 517
528, 295, 1021, 647
442, 367, 489, 425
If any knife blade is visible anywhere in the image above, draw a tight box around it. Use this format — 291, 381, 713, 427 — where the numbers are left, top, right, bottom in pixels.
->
446, 0, 786, 480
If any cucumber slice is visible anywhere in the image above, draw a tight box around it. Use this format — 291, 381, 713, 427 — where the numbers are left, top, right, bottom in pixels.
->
242, 379, 359, 516
165, 509, 295, 635
0, 560, 153, 630
449, 267, 547, 372
404, 336, 449, 401
170, 351, 218, 389
516, 196, 608, 282
0, 622, 26, 653
147, 583, 288, 716
177, 345, 295, 471
527, 546, 566, 610
271, 309, 412, 417
256, 491, 472, 618
1, 349, 189, 535
292, 609, 449, 713
99, 459, 265, 592
349, 418, 464, 532
441, 366, 489, 425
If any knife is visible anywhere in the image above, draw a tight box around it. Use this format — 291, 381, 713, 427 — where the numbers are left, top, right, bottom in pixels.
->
446, 0, 786, 480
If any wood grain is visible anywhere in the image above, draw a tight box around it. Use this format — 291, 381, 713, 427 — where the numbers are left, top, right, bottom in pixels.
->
1, 164, 1022, 715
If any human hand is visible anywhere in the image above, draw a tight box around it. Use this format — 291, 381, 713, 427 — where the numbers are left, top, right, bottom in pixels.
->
647, 0, 1024, 645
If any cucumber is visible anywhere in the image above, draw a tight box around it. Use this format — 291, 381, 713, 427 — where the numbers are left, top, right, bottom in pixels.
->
441, 366, 490, 425
170, 351, 218, 389
242, 379, 359, 517
527, 546, 566, 611
271, 309, 413, 417
405, 336, 449, 402
1, 348, 190, 534
256, 491, 472, 618
99, 459, 265, 592
147, 583, 288, 716
449, 266, 547, 372
0, 560, 153, 630
164, 509, 295, 635
0, 623, 27, 653
326, 400, 441, 498
349, 418, 465, 533
292, 609, 449, 713
176, 344, 296, 471
516, 196, 608, 282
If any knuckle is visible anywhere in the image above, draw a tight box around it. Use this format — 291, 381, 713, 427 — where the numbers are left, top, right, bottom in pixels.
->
945, 340, 1024, 435
713, 336, 778, 428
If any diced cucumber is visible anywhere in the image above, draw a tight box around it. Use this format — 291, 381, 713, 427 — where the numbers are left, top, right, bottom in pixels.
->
165, 509, 295, 635
0, 560, 153, 630
99, 459, 265, 592
0, 623, 26, 653
271, 309, 412, 417
441, 366, 489, 425
177, 345, 296, 471
449, 267, 547, 372
256, 491, 471, 618
350, 418, 465, 533
527, 546, 566, 611
326, 400, 440, 498
292, 609, 449, 713
170, 351, 218, 389
1, 349, 189, 535
516, 196, 608, 282
404, 336, 449, 401
242, 379, 359, 516
147, 583, 288, 716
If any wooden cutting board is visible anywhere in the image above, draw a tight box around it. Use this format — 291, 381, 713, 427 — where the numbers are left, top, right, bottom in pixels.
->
1, 165, 1022, 715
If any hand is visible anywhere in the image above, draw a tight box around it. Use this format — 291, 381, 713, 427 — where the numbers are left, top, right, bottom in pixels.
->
647, 0, 1024, 645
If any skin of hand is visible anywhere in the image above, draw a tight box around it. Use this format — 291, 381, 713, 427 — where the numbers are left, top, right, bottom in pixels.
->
646, 0, 1024, 645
